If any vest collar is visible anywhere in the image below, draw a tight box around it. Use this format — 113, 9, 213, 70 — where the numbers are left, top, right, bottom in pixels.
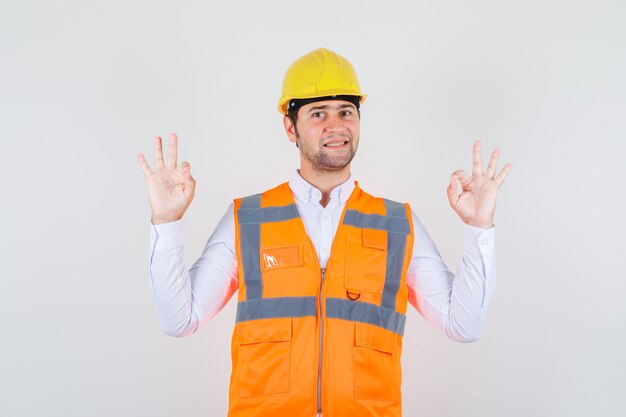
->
288, 169, 356, 207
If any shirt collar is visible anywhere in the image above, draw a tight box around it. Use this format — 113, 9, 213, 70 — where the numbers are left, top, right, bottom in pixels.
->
289, 170, 355, 206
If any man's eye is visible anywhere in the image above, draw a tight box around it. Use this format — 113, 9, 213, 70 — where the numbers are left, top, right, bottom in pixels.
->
342, 110, 352, 117
313, 112, 324, 118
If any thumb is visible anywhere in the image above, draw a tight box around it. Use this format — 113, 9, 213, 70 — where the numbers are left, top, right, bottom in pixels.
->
180, 161, 192, 176
181, 166, 196, 202
182, 162, 196, 191
447, 175, 459, 208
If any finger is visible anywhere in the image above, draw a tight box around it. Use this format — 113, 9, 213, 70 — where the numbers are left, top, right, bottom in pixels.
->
447, 176, 459, 208
137, 153, 153, 178
183, 175, 197, 203
472, 140, 483, 176
484, 148, 500, 178
179, 161, 192, 176
451, 169, 470, 184
494, 163, 512, 187
154, 136, 165, 169
186, 175, 196, 194
167, 132, 178, 169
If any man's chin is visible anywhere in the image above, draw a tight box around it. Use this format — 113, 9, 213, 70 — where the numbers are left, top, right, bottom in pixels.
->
316, 164, 349, 172
315, 157, 354, 171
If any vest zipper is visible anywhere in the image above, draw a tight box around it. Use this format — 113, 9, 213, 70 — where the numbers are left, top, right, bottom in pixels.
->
317, 267, 326, 415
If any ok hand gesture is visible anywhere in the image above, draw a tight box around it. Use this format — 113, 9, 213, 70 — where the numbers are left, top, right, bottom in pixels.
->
137, 133, 196, 225
447, 140, 512, 229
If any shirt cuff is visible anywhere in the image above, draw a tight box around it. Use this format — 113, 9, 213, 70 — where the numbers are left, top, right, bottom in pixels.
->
463, 223, 495, 257
150, 219, 184, 252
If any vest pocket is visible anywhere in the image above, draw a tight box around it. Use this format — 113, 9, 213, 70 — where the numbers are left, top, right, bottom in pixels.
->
346, 228, 387, 294
237, 318, 292, 397
353, 322, 400, 401
261, 244, 303, 271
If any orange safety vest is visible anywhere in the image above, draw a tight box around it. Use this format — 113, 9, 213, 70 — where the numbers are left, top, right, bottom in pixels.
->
229, 181, 415, 417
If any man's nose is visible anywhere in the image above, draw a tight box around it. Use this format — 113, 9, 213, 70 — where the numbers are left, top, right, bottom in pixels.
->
324, 116, 346, 132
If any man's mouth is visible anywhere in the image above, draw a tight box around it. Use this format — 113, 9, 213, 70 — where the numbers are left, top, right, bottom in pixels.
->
323, 140, 349, 148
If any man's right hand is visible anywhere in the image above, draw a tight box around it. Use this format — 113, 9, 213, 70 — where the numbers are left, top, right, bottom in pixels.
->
137, 133, 196, 225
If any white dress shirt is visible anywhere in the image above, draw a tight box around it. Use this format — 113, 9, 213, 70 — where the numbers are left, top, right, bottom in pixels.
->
148, 171, 496, 345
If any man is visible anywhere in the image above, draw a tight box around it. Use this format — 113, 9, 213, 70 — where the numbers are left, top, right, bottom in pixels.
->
137, 47, 511, 417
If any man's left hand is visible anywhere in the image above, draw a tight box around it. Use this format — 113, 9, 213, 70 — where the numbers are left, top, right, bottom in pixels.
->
447, 140, 512, 229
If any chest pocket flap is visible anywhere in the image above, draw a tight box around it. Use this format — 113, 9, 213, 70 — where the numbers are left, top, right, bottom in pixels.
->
362, 227, 387, 251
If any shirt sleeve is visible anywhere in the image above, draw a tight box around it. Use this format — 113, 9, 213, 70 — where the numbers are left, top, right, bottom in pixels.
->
148, 204, 238, 337
406, 209, 496, 342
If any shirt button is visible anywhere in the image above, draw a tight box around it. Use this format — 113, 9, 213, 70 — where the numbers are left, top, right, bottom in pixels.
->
480, 240, 487, 246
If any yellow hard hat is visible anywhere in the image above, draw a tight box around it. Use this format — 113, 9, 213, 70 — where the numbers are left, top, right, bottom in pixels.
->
277, 47, 367, 115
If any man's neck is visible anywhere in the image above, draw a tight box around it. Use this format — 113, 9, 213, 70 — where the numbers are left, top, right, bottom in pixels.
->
298, 165, 351, 208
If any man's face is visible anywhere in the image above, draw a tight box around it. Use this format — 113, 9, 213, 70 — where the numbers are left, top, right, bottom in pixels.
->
283, 100, 360, 172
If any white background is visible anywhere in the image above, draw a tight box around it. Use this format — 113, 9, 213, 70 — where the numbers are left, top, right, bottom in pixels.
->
1, 0, 625, 416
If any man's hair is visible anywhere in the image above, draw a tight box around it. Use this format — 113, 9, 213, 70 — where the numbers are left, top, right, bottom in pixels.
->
286, 108, 301, 138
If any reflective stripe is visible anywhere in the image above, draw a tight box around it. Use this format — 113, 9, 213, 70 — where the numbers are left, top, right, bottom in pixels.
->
342, 210, 410, 235
326, 298, 406, 336
240, 193, 262, 209
239, 194, 263, 300
236, 296, 317, 322
238, 204, 300, 225
382, 199, 408, 310
383, 199, 406, 219
382, 232, 406, 310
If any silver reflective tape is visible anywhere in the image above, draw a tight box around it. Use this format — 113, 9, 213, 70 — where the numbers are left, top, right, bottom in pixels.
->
342, 210, 410, 235
381, 199, 408, 310
382, 232, 406, 310
238, 204, 300, 225
383, 199, 406, 218
236, 296, 317, 322
325, 298, 406, 336
240, 223, 262, 300
238, 194, 262, 300
240, 193, 262, 209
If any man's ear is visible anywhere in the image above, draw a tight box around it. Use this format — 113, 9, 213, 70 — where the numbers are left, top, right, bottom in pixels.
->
283, 115, 297, 144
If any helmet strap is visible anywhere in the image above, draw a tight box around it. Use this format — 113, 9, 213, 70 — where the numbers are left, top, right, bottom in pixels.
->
287, 95, 361, 116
